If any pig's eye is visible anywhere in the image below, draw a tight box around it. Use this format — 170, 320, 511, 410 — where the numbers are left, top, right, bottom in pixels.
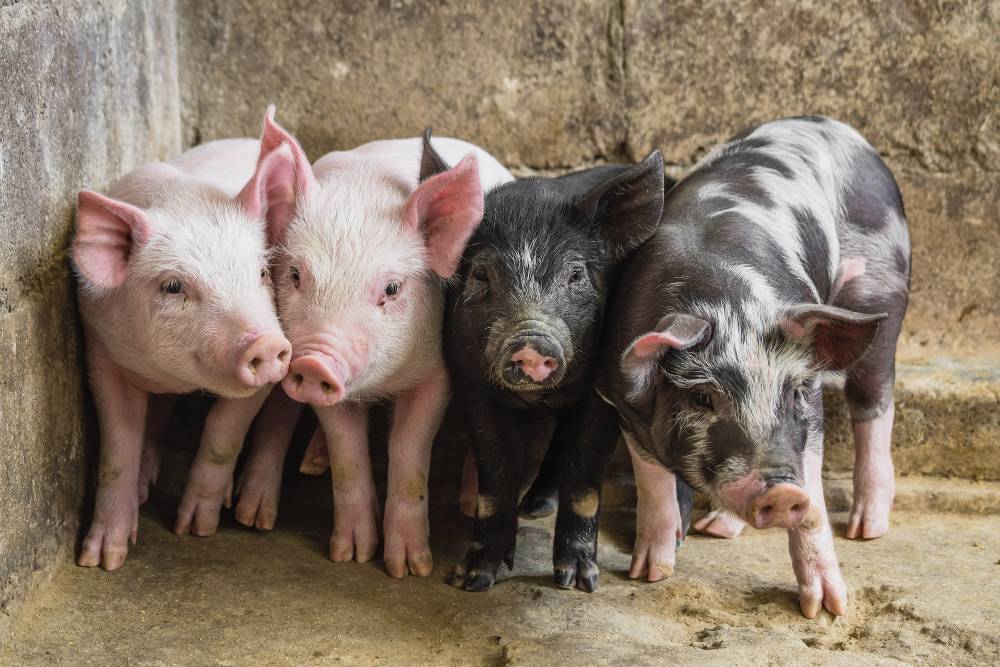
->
472, 265, 489, 283
568, 267, 584, 284
161, 279, 183, 295
260, 268, 269, 281
384, 281, 400, 297
690, 391, 714, 411
290, 266, 301, 289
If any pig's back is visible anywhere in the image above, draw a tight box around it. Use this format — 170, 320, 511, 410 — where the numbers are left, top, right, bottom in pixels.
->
107, 139, 260, 209
313, 137, 512, 194
166, 138, 260, 196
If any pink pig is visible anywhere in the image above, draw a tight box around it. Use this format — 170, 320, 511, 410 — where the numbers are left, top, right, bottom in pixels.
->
73, 133, 298, 570
258, 110, 512, 577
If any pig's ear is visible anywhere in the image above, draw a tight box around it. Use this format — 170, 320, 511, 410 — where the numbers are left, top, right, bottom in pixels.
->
621, 314, 711, 387
73, 190, 152, 288
579, 150, 665, 259
258, 104, 315, 194
404, 153, 484, 278
419, 128, 451, 182
236, 142, 297, 244
781, 304, 887, 370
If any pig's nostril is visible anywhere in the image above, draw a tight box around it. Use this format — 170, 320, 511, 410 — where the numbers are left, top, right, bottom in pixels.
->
791, 504, 802, 513
543, 359, 557, 370
321, 381, 333, 393
248, 357, 261, 372
278, 350, 289, 363
293, 373, 304, 385
761, 505, 773, 515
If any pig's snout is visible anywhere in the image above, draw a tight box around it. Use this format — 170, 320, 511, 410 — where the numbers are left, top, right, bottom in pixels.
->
283, 354, 348, 406
749, 483, 810, 530
501, 335, 565, 388
236, 333, 291, 388
511, 346, 559, 382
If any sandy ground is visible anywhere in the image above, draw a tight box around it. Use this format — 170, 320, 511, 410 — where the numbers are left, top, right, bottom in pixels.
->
4, 472, 999, 666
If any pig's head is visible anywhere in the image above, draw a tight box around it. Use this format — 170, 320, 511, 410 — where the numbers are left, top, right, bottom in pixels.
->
72, 141, 295, 398
265, 121, 485, 406
620, 296, 886, 530
452, 153, 665, 394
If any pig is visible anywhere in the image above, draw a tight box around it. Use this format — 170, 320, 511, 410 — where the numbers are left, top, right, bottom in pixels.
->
595, 116, 910, 617
72, 130, 298, 570
258, 110, 514, 578
444, 156, 673, 593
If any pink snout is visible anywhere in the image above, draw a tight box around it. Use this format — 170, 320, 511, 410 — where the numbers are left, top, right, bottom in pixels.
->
511, 346, 559, 383
283, 354, 348, 406
749, 483, 810, 530
236, 333, 291, 388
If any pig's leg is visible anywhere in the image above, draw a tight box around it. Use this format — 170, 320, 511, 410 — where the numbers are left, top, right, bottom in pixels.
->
449, 401, 546, 592
383, 365, 450, 578
78, 347, 147, 571
552, 393, 619, 592
843, 326, 902, 540
625, 434, 684, 582
235, 388, 303, 530
315, 402, 379, 563
788, 387, 848, 618
458, 448, 478, 518
693, 506, 746, 539
175, 390, 270, 536
519, 435, 561, 519
138, 394, 175, 505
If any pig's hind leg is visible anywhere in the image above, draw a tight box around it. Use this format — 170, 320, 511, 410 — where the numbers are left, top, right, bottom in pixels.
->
235, 387, 304, 530
835, 268, 907, 540
138, 394, 175, 505
693, 507, 746, 539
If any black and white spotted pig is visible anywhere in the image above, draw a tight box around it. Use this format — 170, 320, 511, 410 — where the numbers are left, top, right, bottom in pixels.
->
595, 116, 910, 618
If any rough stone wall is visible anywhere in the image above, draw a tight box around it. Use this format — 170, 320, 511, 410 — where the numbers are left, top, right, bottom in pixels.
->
179, 0, 1000, 353
0, 0, 181, 639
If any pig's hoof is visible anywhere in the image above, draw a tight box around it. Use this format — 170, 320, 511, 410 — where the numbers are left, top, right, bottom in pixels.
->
798, 565, 849, 619
174, 492, 225, 537
518, 492, 558, 519
553, 554, 599, 593
845, 489, 893, 540
448, 545, 509, 592
78, 512, 137, 571
234, 468, 281, 531
329, 518, 379, 563
383, 526, 433, 578
694, 509, 746, 539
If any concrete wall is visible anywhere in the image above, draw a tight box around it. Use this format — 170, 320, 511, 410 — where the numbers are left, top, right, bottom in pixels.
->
0, 0, 181, 638
179, 0, 1000, 354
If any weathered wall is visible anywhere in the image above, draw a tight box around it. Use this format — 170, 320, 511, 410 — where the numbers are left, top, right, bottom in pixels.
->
0, 0, 181, 639
179, 0, 1000, 354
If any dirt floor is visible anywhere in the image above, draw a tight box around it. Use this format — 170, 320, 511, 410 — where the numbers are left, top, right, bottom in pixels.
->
4, 473, 999, 666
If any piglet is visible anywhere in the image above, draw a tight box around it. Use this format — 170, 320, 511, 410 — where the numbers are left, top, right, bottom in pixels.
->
443, 157, 671, 592
597, 116, 910, 617
73, 132, 297, 569
260, 111, 513, 577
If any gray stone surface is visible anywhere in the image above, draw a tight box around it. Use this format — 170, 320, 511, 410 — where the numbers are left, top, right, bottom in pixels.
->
0, 0, 181, 640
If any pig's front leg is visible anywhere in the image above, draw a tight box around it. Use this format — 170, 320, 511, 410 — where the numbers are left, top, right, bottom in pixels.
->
79, 345, 147, 571
138, 394, 175, 505
787, 393, 848, 618
625, 433, 685, 582
235, 387, 303, 530
315, 402, 379, 563
448, 399, 533, 592
175, 390, 270, 536
383, 365, 450, 578
552, 394, 619, 592
693, 506, 746, 539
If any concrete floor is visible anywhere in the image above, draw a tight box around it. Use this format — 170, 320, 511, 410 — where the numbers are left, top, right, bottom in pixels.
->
5, 474, 999, 666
